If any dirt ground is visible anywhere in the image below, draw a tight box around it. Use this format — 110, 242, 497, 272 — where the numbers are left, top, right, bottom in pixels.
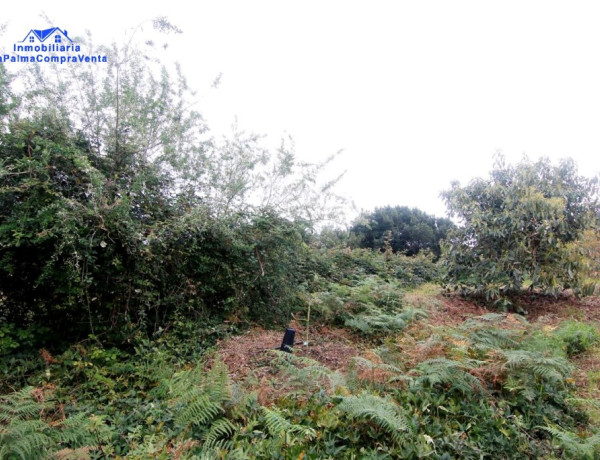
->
216, 290, 600, 404
216, 321, 364, 380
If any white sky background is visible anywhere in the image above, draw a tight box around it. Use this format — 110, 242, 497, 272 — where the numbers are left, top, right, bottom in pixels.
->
3, 1, 600, 221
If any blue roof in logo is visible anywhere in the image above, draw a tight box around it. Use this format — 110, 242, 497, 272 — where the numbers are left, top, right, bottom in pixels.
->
21, 27, 73, 43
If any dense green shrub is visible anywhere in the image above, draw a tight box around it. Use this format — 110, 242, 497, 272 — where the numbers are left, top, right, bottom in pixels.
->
554, 320, 600, 357
0, 114, 317, 337
314, 246, 441, 288
441, 155, 599, 302
350, 205, 455, 259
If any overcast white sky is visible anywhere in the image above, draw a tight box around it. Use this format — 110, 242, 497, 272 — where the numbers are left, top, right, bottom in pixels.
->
3, 1, 600, 220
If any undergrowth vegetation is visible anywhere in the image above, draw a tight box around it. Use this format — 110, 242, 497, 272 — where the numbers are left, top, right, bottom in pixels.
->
2, 280, 600, 459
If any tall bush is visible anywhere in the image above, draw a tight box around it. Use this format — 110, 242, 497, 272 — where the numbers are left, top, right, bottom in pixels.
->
441, 155, 599, 302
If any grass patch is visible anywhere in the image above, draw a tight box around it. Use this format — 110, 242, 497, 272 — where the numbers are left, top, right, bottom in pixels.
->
403, 283, 443, 310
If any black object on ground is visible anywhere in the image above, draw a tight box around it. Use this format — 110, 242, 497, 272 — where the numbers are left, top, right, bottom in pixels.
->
280, 327, 295, 353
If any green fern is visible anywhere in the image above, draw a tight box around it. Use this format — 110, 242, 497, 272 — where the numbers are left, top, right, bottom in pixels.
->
52, 446, 94, 460
262, 407, 289, 437
336, 393, 408, 444
0, 386, 51, 423
0, 387, 111, 460
565, 397, 600, 411
457, 314, 523, 351
202, 418, 236, 448
168, 358, 232, 432
271, 350, 340, 394
273, 350, 332, 378
542, 425, 600, 459
350, 356, 409, 389
501, 350, 573, 383
413, 357, 484, 394
177, 394, 224, 427
0, 419, 53, 460
261, 406, 316, 441
190, 446, 250, 460
351, 356, 405, 376
345, 307, 426, 336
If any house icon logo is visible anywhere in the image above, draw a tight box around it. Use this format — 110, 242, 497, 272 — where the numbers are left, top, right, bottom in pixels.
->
2, 26, 108, 64
20, 27, 74, 45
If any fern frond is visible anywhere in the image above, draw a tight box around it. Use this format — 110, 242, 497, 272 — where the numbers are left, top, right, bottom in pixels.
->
261, 407, 316, 440
0, 386, 113, 460
345, 307, 426, 336
413, 358, 484, 394
464, 313, 512, 324
350, 356, 408, 387
203, 417, 236, 448
54, 412, 98, 447
0, 386, 51, 423
271, 350, 333, 391
262, 407, 290, 437
193, 445, 249, 460
53, 446, 93, 460
176, 394, 223, 428
565, 397, 600, 411
0, 419, 53, 460
542, 425, 600, 459
501, 350, 573, 382
228, 386, 260, 423
351, 356, 404, 375
458, 315, 522, 350
168, 358, 233, 431
337, 393, 408, 443
203, 360, 232, 405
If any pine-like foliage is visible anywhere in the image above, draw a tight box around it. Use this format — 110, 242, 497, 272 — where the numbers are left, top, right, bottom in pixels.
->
337, 393, 409, 444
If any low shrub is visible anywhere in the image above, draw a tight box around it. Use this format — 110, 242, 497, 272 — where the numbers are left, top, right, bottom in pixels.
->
554, 320, 600, 357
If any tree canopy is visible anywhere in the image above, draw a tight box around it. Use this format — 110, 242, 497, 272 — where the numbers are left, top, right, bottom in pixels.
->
441, 155, 599, 303
350, 206, 454, 259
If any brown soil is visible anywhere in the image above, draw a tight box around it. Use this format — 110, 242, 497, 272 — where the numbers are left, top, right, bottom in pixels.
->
519, 293, 600, 324
571, 350, 600, 400
216, 291, 600, 404
217, 322, 363, 381
437, 291, 600, 327
427, 294, 488, 327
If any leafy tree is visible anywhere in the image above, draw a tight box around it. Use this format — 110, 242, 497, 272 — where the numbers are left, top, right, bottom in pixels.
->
0, 19, 344, 338
350, 206, 454, 259
0, 63, 15, 121
201, 128, 346, 225
441, 155, 599, 302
